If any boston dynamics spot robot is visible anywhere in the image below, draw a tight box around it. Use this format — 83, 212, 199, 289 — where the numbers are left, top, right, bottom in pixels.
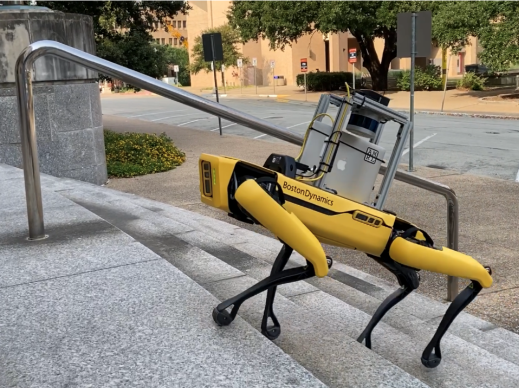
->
198, 90, 493, 368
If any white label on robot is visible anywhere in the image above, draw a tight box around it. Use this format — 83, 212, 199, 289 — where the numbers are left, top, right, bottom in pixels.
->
364, 148, 378, 164
337, 160, 347, 171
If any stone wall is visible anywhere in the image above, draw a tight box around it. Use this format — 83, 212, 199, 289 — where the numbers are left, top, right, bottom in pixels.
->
0, 82, 106, 184
0, 9, 107, 185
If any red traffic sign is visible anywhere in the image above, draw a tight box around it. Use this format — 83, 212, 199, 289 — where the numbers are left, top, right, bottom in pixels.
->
348, 49, 357, 63
300, 58, 308, 73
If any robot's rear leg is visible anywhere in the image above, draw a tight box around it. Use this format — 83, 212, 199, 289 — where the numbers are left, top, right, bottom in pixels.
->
357, 285, 414, 349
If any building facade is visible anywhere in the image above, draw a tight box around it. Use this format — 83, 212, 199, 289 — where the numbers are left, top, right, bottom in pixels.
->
150, 1, 480, 88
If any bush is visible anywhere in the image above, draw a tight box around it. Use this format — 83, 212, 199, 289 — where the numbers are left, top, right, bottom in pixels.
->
296, 71, 353, 91
397, 65, 443, 91
456, 72, 487, 91
104, 130, 186, 178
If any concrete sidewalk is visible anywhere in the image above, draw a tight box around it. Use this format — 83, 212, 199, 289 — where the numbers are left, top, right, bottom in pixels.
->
103, 114, 519, 335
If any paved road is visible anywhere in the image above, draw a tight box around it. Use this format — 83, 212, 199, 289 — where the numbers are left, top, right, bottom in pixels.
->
101, 95, 519, 182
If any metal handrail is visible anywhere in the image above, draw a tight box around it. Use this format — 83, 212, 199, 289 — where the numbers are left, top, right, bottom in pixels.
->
15, 40, 459, 300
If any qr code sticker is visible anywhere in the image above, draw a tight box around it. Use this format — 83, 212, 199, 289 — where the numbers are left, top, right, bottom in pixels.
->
364, 148, 378, 164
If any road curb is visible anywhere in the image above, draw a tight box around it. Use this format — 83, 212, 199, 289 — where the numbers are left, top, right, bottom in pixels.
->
395, 109, 519, 120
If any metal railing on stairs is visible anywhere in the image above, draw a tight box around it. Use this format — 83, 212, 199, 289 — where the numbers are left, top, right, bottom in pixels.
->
15, 40, 459, 301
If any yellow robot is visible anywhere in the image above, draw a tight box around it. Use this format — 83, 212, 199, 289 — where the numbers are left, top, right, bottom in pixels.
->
198, 104, 492, 370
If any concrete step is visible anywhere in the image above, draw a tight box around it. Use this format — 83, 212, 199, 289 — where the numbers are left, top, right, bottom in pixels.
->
49, 172, 519, 387
60, 190, 429, 388
0, 165, 329, 388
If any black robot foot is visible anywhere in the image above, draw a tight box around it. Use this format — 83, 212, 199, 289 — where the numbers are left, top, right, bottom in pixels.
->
212, 307, 234, 326
261, 325, 281, 340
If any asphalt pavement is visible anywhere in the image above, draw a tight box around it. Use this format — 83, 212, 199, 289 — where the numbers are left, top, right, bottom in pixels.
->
101, 95, 519, 182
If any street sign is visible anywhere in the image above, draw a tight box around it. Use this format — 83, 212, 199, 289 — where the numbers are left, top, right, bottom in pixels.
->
300, 58, 308, 73
270, 60, 275, 69
348, 49, 357, 63
252, 57, 257, 67
396, 11, 432, 58
202, 32, 223, 61
237, 58, 243, 68
221, 64, 225, 71
173, 65, 179, 73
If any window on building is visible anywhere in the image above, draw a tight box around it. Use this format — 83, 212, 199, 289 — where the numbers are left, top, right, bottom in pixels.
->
162, 38, 165, 45
156, 38, 160, 44
169, 38, 173, 45
183, 20, 187, 29
173, 21, 177, 28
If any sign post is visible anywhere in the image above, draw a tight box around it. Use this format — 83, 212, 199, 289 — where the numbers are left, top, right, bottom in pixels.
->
202, 32, 224, 135
252, 57, 257, 94
237, 58, 243, 94
348, 48, 357, 90
300, 58, 308, 101
397, 10, 432, 172
173, 65, 179, 86
270, 60, 276, 94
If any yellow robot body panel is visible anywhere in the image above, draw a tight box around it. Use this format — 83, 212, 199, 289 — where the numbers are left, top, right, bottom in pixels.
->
389, 238, 493, 288
234, 179, 329, 277
199, 154, 239, 213
275, 175, 395, 257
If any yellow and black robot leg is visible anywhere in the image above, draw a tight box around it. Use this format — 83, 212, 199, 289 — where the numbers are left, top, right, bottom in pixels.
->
212, 177, 332, 340
358, 225, 491, 369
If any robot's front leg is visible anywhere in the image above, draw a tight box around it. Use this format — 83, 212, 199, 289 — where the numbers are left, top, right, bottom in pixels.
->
261, 243, 293, 340
421, 274, 489, 368
212, 248, 317, 327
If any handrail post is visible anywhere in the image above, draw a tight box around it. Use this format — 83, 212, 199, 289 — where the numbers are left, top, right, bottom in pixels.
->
15, 58, 46, 240
447, 196, 460, 301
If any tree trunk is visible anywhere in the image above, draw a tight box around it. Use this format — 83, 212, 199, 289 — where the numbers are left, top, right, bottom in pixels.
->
352, 28, 397, 91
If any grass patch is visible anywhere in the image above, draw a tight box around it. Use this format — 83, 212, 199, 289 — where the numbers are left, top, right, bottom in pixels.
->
104, 129, 186, 178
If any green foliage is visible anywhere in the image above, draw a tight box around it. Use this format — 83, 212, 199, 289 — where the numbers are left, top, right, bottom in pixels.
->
433, 1, 519, 72
456, 72, 487, 91
190, 24, 248, 74
104, 130, 186, 178
396, 65, 443, 91
296, 72, 353, 92
227, 1, 441, 90
97, 30, 170, 80
40, 1, 189, 80
163, 46, 191, 86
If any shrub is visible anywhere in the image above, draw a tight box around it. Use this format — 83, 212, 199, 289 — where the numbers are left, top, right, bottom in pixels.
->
397, 65, 443, 91
296, 71, 353, 91
456, 72, 487, 91
104, 129, 186, 178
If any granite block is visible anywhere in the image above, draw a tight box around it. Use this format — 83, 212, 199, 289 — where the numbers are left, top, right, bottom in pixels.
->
90, 83, 103, 127
293, 291, 519, 388
0, 227, 160, 287
92, 125, 106, 164
0, 260, 326, 388
50, 84, 93, 133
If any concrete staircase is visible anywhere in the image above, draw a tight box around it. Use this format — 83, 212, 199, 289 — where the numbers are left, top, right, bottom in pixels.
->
2, 163, 519, 388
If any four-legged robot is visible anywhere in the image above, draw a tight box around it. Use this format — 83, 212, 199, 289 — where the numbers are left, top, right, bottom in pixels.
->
199, 153, 493, 368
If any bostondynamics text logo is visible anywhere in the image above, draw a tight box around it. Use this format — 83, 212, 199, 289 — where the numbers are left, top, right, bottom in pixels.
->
282, 181, 334, 206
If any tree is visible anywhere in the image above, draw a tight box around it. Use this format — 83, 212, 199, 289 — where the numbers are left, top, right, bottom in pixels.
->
38, 1, 190, 78
433, 1, 519, 72
164, 46, 191, 86
190, 24, 248, 88
227, 1, 442, 90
